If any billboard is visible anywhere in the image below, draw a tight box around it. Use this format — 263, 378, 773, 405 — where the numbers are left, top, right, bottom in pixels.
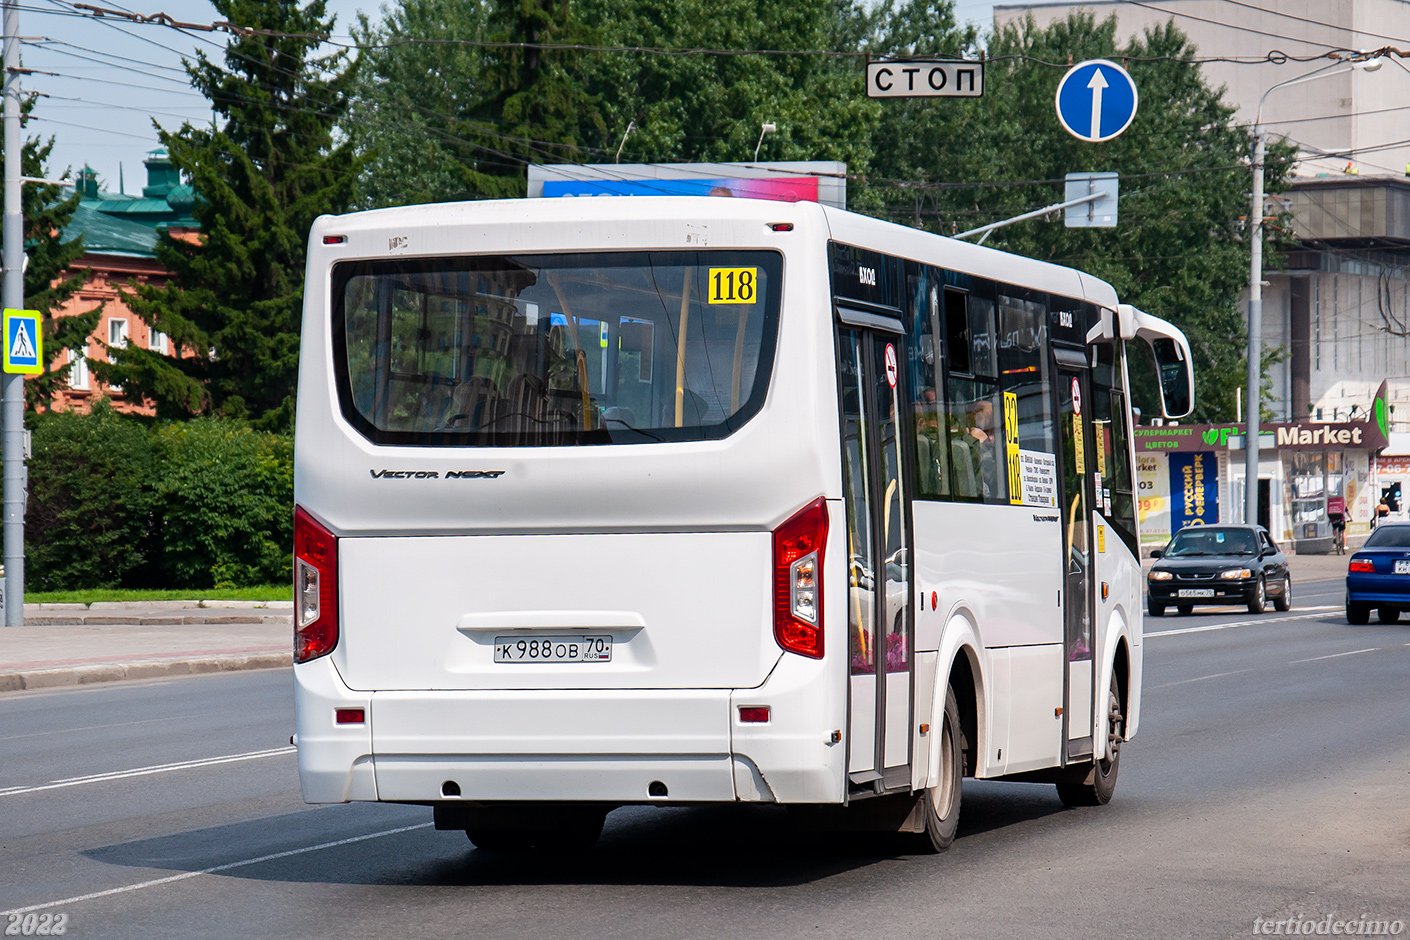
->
527, 161, 847, 209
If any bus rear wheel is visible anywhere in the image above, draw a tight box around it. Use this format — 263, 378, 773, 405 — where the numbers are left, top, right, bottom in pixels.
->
913, 685, 963, 853
1056, 675, 1123, 808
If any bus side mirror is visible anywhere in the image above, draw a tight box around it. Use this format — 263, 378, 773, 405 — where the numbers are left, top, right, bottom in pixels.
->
1122, 305, 1195, 419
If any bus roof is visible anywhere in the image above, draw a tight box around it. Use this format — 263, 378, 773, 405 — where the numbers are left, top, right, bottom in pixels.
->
311, 196, 1119, 311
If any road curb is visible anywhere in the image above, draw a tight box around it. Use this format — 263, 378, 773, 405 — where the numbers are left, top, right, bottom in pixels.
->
0, 652, 293, 692
23, 615, 294, 626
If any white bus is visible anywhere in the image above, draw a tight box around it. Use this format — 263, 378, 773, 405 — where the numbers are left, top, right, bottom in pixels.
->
292, 196, 1193, 852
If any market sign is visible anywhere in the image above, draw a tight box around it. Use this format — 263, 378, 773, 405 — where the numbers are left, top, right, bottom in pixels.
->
1135, 419, 1388, 453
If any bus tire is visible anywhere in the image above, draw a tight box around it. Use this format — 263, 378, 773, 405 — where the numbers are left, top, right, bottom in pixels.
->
1055, 675, 1123, 808
914, 685, 963, 853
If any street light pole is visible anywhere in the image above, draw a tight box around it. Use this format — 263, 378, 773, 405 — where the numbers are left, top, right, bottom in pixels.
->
1244, 55, 1381, 528
2, 0, 22, 626
1245, 132, 1264, 528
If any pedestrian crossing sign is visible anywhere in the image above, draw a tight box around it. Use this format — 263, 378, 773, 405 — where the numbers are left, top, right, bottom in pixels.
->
3, 309, 42, 375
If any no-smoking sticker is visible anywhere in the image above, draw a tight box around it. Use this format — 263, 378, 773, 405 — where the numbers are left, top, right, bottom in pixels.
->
1071, 376, 1082, 415
884, 344, 898, 388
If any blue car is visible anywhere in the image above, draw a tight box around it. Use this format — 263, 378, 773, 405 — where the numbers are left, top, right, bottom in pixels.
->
1345, 523, 1410, 623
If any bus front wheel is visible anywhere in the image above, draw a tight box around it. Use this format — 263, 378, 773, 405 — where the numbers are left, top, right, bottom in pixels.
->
1055, 675, 1123, 808
914, 685, 963, 853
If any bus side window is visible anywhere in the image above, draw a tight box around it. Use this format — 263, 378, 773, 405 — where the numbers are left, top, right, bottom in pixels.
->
911, 273, 949, 498
944, 287, 1004, 502
997, 289, 1055, 468
1094, 339, 1138, 556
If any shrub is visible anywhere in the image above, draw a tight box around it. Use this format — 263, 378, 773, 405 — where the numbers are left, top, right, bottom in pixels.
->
21, 402, 156, 590
151, 418, 294, 589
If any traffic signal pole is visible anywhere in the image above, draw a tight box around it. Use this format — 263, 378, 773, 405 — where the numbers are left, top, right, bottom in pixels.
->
3, 0, 24, 626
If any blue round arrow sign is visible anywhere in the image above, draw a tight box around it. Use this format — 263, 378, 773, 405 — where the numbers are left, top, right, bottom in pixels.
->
1055, 59, 1138, 143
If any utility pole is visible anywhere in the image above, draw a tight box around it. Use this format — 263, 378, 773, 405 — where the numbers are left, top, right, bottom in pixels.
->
1245, 132, 1263, 529
3, 0, 23, 626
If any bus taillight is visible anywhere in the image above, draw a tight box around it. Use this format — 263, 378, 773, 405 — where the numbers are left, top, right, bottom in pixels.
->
294, 506, 339, 663
773, 498, 828, 659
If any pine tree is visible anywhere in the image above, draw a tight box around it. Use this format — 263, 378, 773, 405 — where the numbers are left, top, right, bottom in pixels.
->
3, 104, 97, 410
349, 0, 604, 207
103, 0, 359, 430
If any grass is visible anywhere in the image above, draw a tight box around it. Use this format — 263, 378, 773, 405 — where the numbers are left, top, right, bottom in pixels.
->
26, 585, 292, 605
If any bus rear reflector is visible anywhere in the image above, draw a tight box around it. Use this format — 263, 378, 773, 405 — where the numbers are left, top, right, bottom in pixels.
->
773, 498, 828, 659
294, 506, 339, 663
1348, 558, 1374, 573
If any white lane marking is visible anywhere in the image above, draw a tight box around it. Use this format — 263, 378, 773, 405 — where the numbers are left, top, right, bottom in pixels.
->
1290, 648, 1379, 664
0, 823, 433, 916
1146, 608, 1337, 638
0, 746, 294, 797
1147, 669, 1252, 691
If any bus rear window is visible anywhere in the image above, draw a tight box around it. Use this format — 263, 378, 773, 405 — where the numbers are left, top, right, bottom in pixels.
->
331, 251, 782, 446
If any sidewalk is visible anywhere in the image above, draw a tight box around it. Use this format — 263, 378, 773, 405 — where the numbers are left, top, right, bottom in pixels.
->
0, 601, 293, 693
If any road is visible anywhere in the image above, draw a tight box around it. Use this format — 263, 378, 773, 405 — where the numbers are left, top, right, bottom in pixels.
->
3, 578, 1408, 939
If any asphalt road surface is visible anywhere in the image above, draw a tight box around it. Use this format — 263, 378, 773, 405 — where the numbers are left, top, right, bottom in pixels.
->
4, 578, 1408, 940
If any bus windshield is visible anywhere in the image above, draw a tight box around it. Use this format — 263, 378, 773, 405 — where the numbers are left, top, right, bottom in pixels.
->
331, 250, 782, 446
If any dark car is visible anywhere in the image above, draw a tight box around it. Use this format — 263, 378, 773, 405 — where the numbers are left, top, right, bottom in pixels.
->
1147, 524, 1291, 616
1345, 522, 1410, 623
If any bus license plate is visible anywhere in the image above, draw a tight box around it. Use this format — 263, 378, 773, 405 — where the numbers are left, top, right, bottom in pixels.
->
1177, 589, 1214, 598
1396, 560, 1410, 574
494, 635, 612, 663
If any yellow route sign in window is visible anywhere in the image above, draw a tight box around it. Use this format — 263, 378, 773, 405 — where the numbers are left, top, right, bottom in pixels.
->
708, 268, 758, 304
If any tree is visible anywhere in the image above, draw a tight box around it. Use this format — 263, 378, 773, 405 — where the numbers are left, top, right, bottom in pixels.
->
102, 0, 360, 430
2, 104, 98, 410
579, 0, 884, 174
864, 13, 1292, 423
349, 0, 604, 207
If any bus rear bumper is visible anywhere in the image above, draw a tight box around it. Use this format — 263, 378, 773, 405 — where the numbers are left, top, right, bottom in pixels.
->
294, 654, 842, 805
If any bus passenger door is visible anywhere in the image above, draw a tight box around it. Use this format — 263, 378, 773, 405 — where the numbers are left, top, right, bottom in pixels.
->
838, 325, 914, 793
1056, 362, 1096, 762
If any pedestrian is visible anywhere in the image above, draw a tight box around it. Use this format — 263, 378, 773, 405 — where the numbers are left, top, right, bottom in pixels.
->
1376, 498, 1390, 528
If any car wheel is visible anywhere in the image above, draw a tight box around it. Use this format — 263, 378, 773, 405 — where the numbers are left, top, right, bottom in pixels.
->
1247, 576, 1266, 614
1147, 599, 1165, 617
1347, 597, 1370, 624
910, 685, 963, 853
1176, 604, 1193, 616
1273, 576, 1291, 612
1056, 674, 1123, 808
1377, 607, 1400, 624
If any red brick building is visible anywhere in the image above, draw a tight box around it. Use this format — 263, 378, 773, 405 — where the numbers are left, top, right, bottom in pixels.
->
45, 148, 197, 415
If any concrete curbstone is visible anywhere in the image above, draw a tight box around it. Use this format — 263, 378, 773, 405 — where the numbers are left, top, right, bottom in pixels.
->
0, 652, 293, 693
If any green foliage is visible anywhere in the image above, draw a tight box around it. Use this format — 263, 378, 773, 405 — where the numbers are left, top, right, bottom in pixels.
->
27, 586, 292, 604
22, 403, 156, 591
349, 0, 604, 206
103, 0, 360, 431
1, 101, 99, 409
19, 410, 292, 592
864, 13, 1292, 422
578, 0, 883, 173
151, 419, 294, 589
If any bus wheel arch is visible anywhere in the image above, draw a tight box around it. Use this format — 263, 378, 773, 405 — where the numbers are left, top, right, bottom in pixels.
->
945, 644, 980, 779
